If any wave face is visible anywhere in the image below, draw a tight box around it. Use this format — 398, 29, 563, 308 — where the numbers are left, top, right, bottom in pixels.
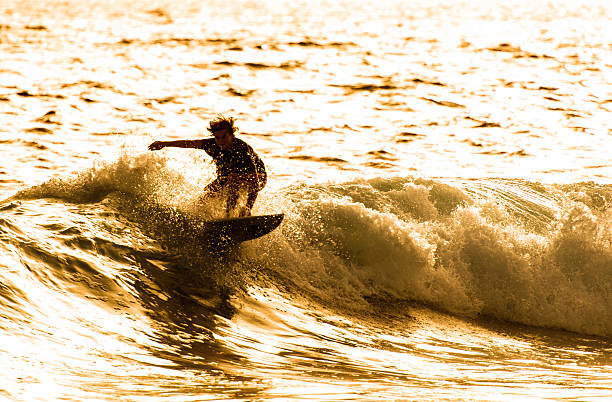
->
2, 153, 612, 400
250, 177, 612, 336
10, 153, 612, 337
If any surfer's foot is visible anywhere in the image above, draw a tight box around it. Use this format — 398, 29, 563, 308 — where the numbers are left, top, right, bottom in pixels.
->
237, 207, 251, 217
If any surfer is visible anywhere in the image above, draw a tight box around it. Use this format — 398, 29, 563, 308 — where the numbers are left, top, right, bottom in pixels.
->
148, 116, 267, 217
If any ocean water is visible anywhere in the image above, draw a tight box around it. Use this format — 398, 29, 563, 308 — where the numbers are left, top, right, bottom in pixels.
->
1, 0, 612, 400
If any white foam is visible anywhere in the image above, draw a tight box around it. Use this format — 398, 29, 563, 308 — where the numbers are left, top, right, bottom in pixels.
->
15, 158, 612, 336
248, 177, 612, 337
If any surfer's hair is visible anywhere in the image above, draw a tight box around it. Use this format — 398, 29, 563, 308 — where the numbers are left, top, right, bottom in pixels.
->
207, 115, 238, 135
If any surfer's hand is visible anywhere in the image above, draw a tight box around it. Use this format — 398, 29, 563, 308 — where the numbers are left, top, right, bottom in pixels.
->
148, 141, 165, 151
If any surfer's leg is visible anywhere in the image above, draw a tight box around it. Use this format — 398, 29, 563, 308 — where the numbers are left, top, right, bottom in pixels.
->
243, 173, 266, 215
225, 187, 239, 216
198, 181, 216, 204
245, 190, 258, 212
241, 195, 256, 217
223, 176, 244, 217
203, 178, 223, 193
199, 178, 230, 216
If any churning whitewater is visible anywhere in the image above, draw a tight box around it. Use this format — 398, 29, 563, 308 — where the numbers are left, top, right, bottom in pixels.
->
8, 152, 612, 337
2, 152, 612, 400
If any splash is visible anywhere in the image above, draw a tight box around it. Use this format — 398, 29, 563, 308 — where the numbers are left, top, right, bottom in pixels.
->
10, 156, 612, 336
16, 151, 191, 202
245, 177, 612, 337
11, 150, 235, 218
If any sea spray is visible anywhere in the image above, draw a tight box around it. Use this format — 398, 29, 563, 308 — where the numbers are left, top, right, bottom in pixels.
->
10, 154, 612, 336
246, 177, 612, 336
14, 151, 213, 208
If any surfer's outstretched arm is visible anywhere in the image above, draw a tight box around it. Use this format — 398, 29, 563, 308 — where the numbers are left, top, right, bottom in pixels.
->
148, 140, 205, 151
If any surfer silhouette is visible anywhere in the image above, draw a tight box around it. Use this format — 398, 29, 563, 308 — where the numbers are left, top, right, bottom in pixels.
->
148, 116, 267, 217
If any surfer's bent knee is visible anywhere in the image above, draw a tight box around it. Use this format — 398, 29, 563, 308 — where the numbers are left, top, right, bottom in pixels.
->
204, 178, 225, 193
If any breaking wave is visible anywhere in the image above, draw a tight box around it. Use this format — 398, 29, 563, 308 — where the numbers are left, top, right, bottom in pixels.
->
8, 153, 612, 337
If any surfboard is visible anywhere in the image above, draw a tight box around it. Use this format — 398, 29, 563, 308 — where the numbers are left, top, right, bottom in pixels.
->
199, 213, 284, 245
123, 198, 283, 249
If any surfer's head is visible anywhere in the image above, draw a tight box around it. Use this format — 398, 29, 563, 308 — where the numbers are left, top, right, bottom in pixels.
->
208, 115, 237, 150
208, 115, 238, 135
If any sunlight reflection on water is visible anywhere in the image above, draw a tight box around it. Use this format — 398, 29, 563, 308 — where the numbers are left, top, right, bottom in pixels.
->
1, 0, 612, 400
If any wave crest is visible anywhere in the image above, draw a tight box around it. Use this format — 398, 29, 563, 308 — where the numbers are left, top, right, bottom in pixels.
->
250, 177, 612, 337
10, 157, 612, 337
